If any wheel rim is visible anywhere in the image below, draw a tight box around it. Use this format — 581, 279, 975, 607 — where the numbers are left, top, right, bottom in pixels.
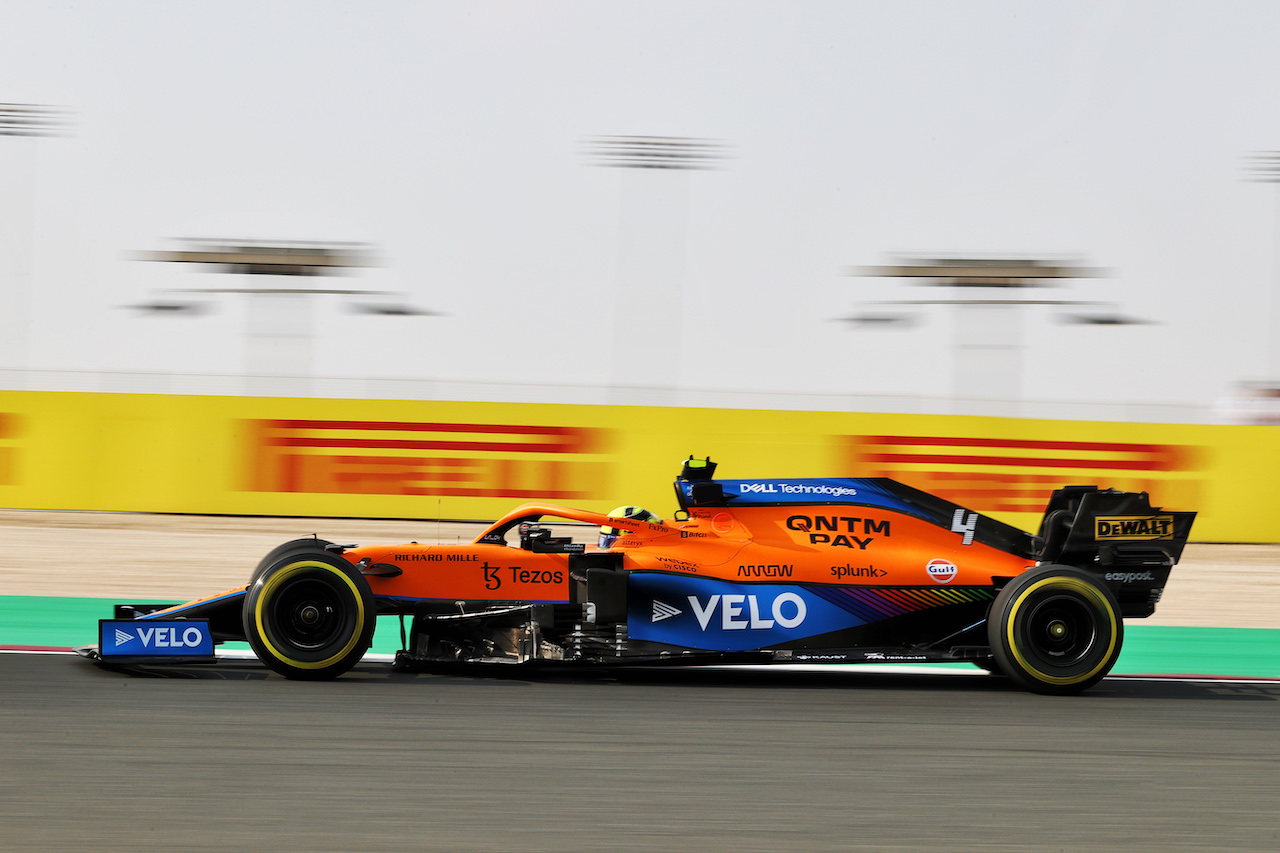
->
267, 576, 351, 653
253, 561, 367, 668
1005, 576, 1117, 686
1022, 594, 1098, 667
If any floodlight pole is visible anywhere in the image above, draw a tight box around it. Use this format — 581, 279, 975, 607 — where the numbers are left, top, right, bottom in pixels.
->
585, 136, 728, 401
138, 239, 379, 396
1245, 152, 1280, 379
0, 103, 71, 382
848, 257, 1112, 416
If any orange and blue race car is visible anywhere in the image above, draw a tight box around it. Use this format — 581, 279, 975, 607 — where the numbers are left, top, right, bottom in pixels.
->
83, 457, 1195, 695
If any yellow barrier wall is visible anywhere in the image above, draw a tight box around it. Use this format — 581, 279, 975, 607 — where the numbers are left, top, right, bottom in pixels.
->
1, 389, 1276, 541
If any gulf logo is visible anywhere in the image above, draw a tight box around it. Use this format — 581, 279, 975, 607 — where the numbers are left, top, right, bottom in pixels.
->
926, 558, 958, 584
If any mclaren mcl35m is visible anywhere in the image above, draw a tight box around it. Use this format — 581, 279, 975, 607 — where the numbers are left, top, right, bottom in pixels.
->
84, 458, 1195, 694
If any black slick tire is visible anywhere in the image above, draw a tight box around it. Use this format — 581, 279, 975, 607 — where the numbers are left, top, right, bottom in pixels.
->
249, 538, 336, 586
988, 565, 1123, 695
243, 551, 375, 680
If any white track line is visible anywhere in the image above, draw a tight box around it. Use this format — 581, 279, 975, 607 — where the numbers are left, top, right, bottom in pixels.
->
5, 646, 1278, 683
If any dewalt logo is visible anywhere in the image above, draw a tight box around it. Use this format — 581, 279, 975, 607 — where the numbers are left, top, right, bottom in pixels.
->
1094, 515, 1175, 541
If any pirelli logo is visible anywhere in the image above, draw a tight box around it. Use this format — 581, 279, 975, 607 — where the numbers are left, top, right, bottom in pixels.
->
1094, 515, 1175, 540
244, 418, 611, 499
845, 434, 1201, 515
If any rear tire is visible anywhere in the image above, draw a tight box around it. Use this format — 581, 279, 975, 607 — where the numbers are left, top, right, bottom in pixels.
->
988, 565, 1122, 695
243, 551, 375, 680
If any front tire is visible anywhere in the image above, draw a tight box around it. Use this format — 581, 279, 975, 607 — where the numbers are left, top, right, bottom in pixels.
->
243, 552, 375, 680
988, 565, 1122, 695
250, 538, 335, 585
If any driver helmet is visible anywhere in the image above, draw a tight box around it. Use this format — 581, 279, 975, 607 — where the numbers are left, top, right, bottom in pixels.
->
599, 505, 660, 548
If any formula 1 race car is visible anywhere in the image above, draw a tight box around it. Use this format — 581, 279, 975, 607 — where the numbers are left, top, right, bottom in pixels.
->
84, 457, 1195, 694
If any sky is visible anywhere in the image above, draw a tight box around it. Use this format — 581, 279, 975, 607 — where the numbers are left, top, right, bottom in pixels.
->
2, 1, 1280, 417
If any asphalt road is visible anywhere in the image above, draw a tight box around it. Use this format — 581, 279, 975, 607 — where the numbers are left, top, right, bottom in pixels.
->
2, 655, 1277, 853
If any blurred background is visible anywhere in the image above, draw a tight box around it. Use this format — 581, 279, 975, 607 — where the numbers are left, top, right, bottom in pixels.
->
3, 2, 1280, 419
3, 2, 1280, 531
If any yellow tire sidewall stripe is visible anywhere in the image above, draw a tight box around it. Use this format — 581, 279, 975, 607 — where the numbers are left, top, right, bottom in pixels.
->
253, 560, 366, 670
1005, 575, 1117, 686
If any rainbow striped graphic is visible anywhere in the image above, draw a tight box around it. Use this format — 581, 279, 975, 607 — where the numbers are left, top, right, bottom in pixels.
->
809, 586, 995, 623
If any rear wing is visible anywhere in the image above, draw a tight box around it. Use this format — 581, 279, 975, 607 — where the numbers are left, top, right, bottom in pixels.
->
1037, 486, 1196, 618
1037, 486, 1196, 566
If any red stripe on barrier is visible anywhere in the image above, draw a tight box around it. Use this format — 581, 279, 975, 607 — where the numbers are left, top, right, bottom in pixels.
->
867, 452, 1168, 471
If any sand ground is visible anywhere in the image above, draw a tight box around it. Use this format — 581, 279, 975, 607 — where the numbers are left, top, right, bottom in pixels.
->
0, 510, 1274, 629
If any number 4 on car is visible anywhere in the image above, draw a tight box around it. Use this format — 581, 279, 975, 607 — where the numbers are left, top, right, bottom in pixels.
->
81, 457, 1195, 695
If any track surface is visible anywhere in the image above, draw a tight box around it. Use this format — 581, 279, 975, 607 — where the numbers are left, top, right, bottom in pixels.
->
3, 654, 1278, 852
